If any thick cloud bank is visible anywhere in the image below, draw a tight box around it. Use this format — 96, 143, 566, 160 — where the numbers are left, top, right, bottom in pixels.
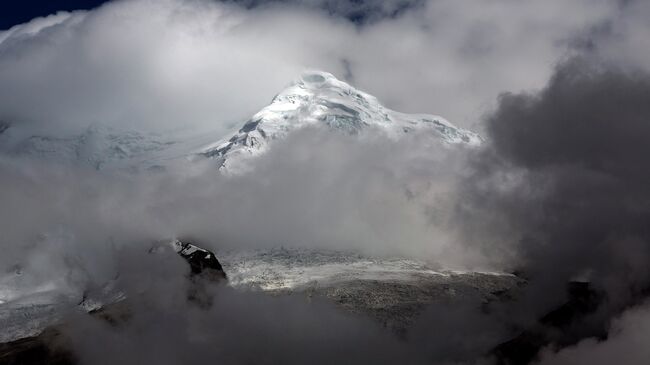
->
0, 128, 502, 364
0, 126, 472, 271
3, 1, 650, 364
461, 57, 650, 300
59, 248, 417, 365
454, 56, 650, 360
538, 301, 650, 365
0, 0, 626, 136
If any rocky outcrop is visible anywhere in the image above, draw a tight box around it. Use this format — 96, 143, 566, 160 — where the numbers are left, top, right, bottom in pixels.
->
169, 240, 227, 307
173, 240, 227, 281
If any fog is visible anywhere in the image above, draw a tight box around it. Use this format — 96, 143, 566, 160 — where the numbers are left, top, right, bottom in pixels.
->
0, 0, 625, 136
0, 126, 479, 272
453, 56, 650, 361
3, 0, 650, 364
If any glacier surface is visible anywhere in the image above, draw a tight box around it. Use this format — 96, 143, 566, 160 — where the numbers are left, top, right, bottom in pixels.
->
200, 71, 481, 172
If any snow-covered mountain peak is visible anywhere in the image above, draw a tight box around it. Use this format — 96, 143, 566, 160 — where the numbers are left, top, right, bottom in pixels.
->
0, 71, 481, 172
200, 70, 482, 171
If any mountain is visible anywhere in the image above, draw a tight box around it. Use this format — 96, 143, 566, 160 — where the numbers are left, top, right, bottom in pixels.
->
0, 123, 178, 169
0, 71, 481, 171
199, 71, 481, 171
9, 126, 178, 170
0, 124, 220, 171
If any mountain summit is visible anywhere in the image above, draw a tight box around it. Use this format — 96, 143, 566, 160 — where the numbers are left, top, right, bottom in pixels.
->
200, 71, 481, 171
1, 71, 480, 171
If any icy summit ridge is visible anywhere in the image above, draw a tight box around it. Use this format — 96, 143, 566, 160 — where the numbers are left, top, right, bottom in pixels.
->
200, 71, 482, 170
1, 71, 481, 171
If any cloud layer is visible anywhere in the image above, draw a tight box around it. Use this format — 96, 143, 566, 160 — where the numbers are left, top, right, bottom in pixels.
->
3, 1, 650, 363
0, 0, 630, 137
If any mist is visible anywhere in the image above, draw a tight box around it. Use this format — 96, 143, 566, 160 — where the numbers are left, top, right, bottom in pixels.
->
0, 0, 624, 137
0, 125, 505, 364
0, 125, 478, 270
3, 0, 650, 364
452, 56, 650, 361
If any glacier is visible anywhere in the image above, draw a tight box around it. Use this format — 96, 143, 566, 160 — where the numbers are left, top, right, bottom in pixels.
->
0, 71, 498, 343
199, 70, 482, 172
0, 70, 481, 173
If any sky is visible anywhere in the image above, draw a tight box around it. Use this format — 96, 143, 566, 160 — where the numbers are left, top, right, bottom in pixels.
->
2, 0, 650, 364
0, 0, 417, 30
0, 1, 109, 30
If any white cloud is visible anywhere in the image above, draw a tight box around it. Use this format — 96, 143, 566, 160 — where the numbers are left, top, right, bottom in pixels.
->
0, 0, 624, 138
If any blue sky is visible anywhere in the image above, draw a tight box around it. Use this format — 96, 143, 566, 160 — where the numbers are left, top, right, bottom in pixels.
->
1, 1, 108, 29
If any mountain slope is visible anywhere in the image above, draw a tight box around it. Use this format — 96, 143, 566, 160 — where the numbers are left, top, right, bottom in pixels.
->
0, 124, 223, 170
199, 71, 481, 171
0, 71, 481, 171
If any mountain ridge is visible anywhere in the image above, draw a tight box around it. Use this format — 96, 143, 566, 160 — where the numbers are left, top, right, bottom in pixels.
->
199, 71, 481, 172
0, 71, 481, 171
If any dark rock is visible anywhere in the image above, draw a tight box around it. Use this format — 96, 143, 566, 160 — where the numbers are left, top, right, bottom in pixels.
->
174, 240, 227, 281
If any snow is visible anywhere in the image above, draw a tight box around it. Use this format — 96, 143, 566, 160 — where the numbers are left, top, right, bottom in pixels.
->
0, 245, 513, 342
0, 72, 489, 342
200, 71, 482, 172
219, 247, 508, 291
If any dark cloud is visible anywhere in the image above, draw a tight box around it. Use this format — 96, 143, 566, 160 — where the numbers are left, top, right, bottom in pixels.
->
537, 300, 650, 364
455, 56, 650, 338
488, 59, 650, 176
56, 244, 509, 365
63, 283, 417, 365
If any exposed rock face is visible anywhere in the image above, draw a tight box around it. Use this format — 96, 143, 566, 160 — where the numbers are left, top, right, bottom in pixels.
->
172, 240, 227, 282
167, 240, 228, 307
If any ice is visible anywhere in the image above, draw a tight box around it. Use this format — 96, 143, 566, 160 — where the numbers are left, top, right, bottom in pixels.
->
200, 70, 482, 173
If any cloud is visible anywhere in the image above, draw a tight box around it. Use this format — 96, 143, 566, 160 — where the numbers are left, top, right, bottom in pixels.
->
3, 1, 650, 363
0, 122, 505, 364
3, 0, 647, 280
454, 56, 650, 323
0, 0, 623, 138
0, 125, 476, 272
537, 301, 650, 365
63, 281, 419, 365
50, 241, 505, 365
585, 0, 650, 73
